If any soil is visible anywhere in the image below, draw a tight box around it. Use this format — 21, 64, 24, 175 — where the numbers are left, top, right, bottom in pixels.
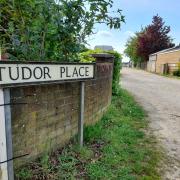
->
121, 68, 180, 180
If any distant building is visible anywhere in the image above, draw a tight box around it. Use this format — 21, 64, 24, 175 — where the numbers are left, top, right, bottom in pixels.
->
94, 45, 114, 51
122, 61, 133, 68
148, 45, 180, 74
122, 62, 130, 67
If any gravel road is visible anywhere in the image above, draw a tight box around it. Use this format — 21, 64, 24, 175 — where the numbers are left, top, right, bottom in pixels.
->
121, 68, 180, 180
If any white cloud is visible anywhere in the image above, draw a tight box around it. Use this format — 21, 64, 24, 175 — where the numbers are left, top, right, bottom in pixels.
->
97, 30, 113, 37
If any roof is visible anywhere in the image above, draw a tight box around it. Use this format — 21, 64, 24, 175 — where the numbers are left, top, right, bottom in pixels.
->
91, 53, 114, 58
94, 45, 114, 51
149, 45, 180, 56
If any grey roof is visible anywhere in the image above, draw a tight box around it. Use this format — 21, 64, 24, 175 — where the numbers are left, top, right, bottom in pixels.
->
165, 45, 180, 52
94, 45, 114, 51
150, 45, 180, 56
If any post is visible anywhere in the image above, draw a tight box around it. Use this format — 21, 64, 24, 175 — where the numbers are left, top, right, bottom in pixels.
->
0, 88, 14, 180
0, 89, 8, 180
4, 89, 14, 180
78, 81, 85, 147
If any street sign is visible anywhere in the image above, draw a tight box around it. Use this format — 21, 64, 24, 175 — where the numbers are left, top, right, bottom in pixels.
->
0, 62, 95, 87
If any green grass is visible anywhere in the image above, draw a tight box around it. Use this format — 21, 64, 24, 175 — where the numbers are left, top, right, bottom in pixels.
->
16, 89, 162, 180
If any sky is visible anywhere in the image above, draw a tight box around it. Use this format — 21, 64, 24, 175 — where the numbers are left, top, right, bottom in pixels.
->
87, 0, 180, 62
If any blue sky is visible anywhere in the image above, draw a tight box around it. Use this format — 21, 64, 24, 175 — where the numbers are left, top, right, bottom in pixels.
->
87, 0, 180, 62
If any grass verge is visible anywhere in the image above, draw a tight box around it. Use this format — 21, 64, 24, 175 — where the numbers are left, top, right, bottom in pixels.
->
162, 74, 180, 80
16, 89, 162, 180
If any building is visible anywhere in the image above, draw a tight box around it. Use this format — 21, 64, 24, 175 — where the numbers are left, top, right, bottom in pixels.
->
94, 45, 114, 51
122, 61, 133, 68
148, 46, 180, 74
122, 62, 130, 67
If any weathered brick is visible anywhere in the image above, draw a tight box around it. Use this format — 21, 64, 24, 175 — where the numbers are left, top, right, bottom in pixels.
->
11, 59, 113, 169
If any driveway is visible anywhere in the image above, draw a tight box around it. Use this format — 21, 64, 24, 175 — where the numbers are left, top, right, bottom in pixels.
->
121, 68, 180, 180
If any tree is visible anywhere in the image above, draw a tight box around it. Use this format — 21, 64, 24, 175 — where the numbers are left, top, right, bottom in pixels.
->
124, 15, 175, 65
0, 0, 125, 61
137, 15, 174, 61
124, 34, 142, 67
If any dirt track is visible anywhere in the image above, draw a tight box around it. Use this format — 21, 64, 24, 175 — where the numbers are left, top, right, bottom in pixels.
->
121, 68, 180, 180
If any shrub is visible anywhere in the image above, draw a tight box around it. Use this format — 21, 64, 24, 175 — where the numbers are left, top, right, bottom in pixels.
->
106, 51, 122, 95
79, 49, 122, 95
173, 63, 180, 77
79, 49, 102, 63
1, 1, 124, 61
173, 70, 180, 77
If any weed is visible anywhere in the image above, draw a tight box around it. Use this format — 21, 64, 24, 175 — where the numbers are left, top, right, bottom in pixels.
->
15, 88, 162, 180
16, 168, 32, 180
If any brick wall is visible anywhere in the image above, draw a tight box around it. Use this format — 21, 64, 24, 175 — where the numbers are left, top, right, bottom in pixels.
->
10, 56, 113, 168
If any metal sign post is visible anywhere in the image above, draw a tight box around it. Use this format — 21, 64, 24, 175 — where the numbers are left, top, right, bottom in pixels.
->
0, 88, 8, 180
78, 82, 85, 147
4, 89, 14, 180
0, 88, 14, 180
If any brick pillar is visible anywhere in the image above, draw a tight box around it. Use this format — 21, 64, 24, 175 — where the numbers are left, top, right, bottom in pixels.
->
91, 53, 114, 63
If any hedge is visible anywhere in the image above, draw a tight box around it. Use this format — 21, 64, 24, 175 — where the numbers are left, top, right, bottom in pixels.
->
79, 49, 122, 95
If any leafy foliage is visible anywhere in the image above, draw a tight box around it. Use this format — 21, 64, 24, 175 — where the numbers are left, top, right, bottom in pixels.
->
124, 33, 142, 67
107, 51, 122, 95
173, 63, 180, 77
78, 49, 102, 62
0, 0, 125, 61
79, 49, 122, 95
137, 15, 174, 61
173, 70, 180, 77
124, 15, 174, 65
16, 168, 32, 180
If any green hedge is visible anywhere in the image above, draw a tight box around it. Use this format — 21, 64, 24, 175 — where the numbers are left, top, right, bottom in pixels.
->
79, 49, 122, 95
106, 51, 122, 95
173, 63, 180, 77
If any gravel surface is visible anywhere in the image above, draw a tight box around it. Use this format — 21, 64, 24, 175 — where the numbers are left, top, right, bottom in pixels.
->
121, 68, 180, 180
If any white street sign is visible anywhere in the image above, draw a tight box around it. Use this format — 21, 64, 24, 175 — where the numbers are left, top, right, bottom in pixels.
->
0, 62, 95, 86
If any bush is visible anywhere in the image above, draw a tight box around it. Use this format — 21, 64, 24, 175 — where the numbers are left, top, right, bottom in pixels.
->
1, 1, 124, 62
79, 49, 102, 63
173, 62, 180, 77
173, 70, 180, 77
79, 49, 122, 95
106, 51, 122, 95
